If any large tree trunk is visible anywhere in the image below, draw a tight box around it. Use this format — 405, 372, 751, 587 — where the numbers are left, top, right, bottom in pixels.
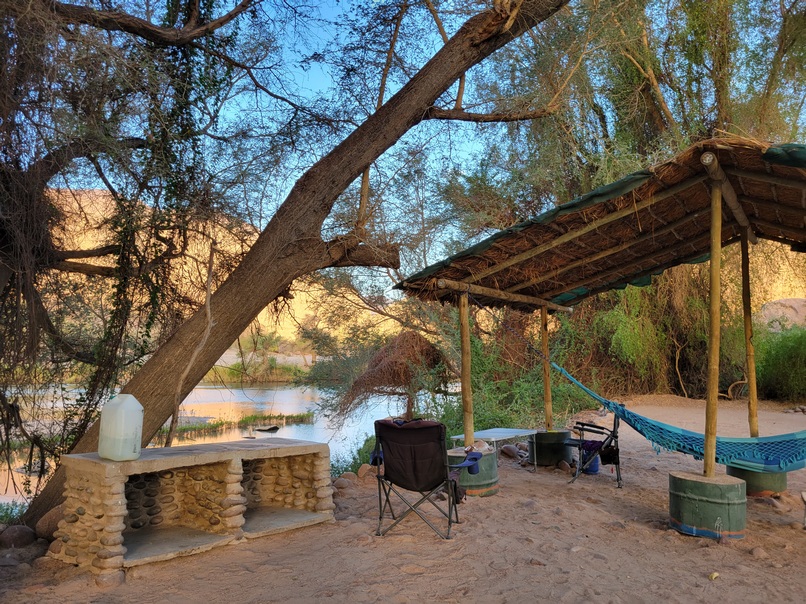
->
24, 0, 569, 525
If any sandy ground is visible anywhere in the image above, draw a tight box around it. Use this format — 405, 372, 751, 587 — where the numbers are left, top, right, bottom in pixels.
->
2, 394, 806, 603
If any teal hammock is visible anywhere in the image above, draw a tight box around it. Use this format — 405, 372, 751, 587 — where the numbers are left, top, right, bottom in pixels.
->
554, 363, 806, 473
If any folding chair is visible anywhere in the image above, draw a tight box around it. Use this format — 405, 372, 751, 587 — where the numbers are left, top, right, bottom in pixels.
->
372, 418, 481, 539
566, 415, 623, 488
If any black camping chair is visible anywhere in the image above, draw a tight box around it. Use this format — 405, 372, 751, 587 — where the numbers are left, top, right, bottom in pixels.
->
372, 418, 481, 539
566, 415, 623, 488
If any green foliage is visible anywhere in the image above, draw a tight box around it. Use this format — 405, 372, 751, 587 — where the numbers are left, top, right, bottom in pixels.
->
434, 322, 599, 438
329, 435, 376, 477
596, 288, 670, 386
299, 321, 387, 388
204, 330, 308, 385
0, 501, 26, 525
756, 327, 806, 402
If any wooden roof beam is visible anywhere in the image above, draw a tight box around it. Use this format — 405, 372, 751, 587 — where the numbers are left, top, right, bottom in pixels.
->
463, 174, 710, 284
435, 278, 573, 313
507, 207, 711, 293
724, 168, 806, 191
701, 152, 758, 244
542, 224, 738, 299
557, 235, 743, 307
751, 219, 806, 239
740, 196, 806, 218
756, 233, 806, 252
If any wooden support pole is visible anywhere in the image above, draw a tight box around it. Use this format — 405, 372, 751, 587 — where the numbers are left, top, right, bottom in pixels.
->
704, 183, 723, 477
459, 293, 475, 447
741, 230, 760, 437
701, 152, 758, 244
541, 306, 553, 431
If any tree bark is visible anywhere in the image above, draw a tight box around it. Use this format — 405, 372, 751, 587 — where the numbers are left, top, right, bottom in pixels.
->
24, 0, 569, 525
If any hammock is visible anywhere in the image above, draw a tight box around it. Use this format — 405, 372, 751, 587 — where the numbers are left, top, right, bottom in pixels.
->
464, 293, 806, 473
554, 363, 806, 473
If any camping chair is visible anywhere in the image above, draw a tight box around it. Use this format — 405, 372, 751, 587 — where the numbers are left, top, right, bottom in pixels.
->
566, 415, 623, 488
372, 418, 481, 539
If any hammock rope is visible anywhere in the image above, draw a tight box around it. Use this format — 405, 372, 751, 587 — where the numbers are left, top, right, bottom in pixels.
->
467, 294, 806, 473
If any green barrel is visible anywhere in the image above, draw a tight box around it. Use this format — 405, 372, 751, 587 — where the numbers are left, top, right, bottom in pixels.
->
669, 471, 746, 539
447, 448, 499, 497
726, 465, 787, 497
528, 430, 572, 466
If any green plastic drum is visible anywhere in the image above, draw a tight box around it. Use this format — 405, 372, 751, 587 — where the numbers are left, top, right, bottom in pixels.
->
669, 471, 746, 539
448, 448, 499, 497
528, 430, 572, 466
726, 465, 787, 497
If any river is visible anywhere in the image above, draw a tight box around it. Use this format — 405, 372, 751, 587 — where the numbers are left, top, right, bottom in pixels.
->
1, 385, 402, 504
176, 385, 389, 459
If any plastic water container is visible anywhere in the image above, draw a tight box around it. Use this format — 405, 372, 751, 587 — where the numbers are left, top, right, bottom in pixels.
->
98, 394, 144, 461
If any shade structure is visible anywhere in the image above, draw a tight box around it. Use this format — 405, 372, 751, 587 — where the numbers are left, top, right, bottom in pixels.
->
395, 137, 805, 311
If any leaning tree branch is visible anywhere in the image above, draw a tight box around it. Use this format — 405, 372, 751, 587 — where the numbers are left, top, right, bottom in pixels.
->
319, 233, 401, 270
42, 0, 254, 46
24, 0, 570, 526
32, 137, 147, 184
53, 245, 120, 260
424, 104, 559, 122
188, 41, 337, 127
50, 260, 116, 277
328, 243, 401, 269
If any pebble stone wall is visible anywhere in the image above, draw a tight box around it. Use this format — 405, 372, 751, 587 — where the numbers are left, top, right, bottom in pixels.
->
50, 443, 333, 587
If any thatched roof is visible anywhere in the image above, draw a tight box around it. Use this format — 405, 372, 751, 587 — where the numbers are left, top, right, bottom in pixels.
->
395, 137, 806, 313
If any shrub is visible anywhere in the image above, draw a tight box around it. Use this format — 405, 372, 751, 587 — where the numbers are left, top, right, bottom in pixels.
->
756, 326, 806, 402
0, 501, 26, 524
330, 435, 376, 477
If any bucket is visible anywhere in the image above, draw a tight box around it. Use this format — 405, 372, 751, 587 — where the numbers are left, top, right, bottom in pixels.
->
726, 465, 787, 497
528, 430, 572, 466
98, 394, 144, 461
448, 448, 499, 497
581, 444, 600, 474
668, 471, 746, 539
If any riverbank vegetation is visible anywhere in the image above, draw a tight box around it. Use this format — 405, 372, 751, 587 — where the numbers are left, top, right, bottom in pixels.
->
151, 412, 314, 443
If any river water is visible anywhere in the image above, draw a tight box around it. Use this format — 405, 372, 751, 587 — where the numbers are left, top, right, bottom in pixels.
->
1, 385, 402, 503
176, 385, 389, 459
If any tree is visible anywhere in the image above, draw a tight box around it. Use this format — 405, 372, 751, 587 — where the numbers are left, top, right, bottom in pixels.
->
436, 0, 805, 398
2, 0, 371, 493
1, 0, 288, 481
22, 0, 571, 523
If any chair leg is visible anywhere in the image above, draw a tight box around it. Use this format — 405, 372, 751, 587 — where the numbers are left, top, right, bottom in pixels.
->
568, 441, 584, 484
377, 478, 397, 536
377, 482, 455, 539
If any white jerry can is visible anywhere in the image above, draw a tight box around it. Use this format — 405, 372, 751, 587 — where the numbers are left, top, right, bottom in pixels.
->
98, 394, 144, 461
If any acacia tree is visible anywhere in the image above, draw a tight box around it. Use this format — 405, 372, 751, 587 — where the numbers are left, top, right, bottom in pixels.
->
439, 0, 805, 396
1, 0, 301, 487
20, 0, 571, 523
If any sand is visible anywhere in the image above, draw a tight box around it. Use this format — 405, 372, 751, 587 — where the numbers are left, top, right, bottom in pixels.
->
2, 394, 805, 603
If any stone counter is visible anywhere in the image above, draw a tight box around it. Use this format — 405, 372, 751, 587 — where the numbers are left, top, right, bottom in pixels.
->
50, 439, 335, 586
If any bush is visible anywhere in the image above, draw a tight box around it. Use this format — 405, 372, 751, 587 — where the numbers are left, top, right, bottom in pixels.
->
756, 326, 806, 402
330, 435, 376, 477
0, 501, 26, 524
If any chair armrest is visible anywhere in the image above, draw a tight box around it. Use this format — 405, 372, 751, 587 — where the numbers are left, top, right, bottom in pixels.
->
574, 422, 611, 437
575, 421, 607, 430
